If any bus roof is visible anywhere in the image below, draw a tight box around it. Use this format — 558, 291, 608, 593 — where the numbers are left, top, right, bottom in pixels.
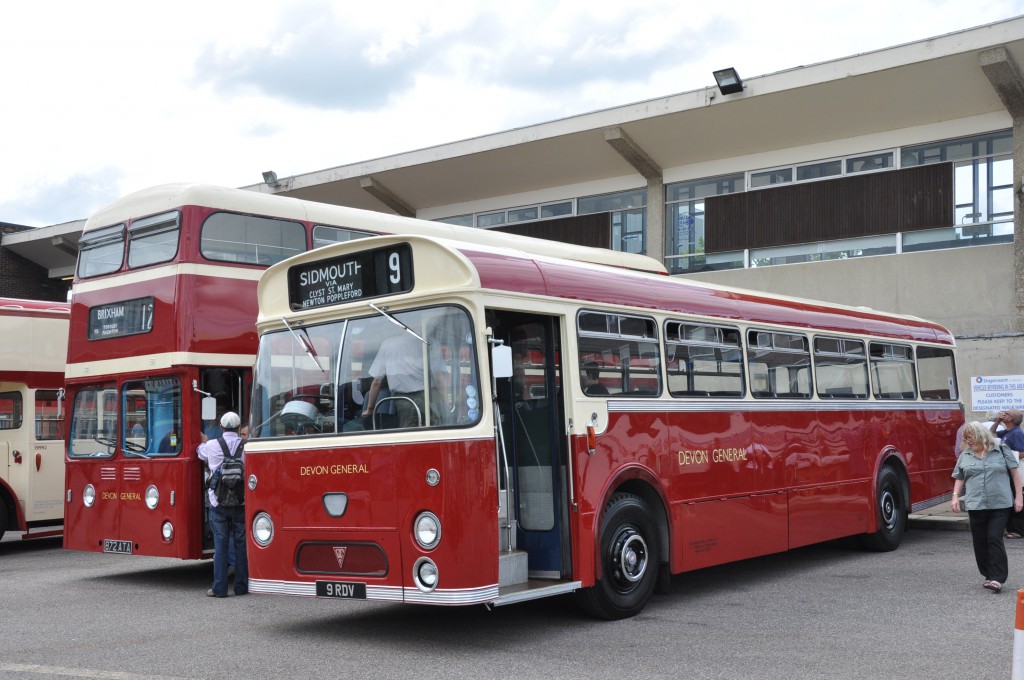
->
84, 183, 668, 275
259, 235, 954, 345
0, 297, 70, 317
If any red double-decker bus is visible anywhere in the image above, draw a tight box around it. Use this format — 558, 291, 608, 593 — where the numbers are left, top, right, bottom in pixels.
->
63, 184, 660, 559
0, 298, 69, 543
245, 234, 961, 618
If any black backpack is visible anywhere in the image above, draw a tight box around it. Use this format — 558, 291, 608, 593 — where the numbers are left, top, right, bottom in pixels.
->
210, 436, 245, 507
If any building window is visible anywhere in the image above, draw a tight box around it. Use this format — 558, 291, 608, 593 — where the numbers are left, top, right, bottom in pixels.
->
436, 214, 474, 227
476, 212, 505, 228
578, 189, 647, 254
312, 225, 373, 249
665, 174, 744, 274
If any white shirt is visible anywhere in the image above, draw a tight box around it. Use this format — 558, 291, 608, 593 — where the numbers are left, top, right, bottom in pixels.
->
197, 431, 243, 507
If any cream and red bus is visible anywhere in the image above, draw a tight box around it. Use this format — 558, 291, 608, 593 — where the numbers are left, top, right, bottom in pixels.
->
63, 184, 660, 559
245, 234, 961, 618
0, 297, 69, 542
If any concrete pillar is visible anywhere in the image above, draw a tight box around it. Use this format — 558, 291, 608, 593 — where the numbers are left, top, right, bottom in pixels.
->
646, 180, 665, 264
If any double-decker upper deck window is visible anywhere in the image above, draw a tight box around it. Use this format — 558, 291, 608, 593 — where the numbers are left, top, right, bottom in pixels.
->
0, 391, 23, 430
77, 224, 126, 278
813, 336, 869, 399
916, 346, 957, 401
201, 212, 306, 266
747, 330, 812, 398
869, 342, 917, 400
665, 321, 744, 397
312, 225, 373, 249
577, 311, 660, 396
128, 211, 180, 268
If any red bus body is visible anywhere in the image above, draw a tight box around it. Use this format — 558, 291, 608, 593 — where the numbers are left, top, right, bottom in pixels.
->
245, 236, 960, 617
63, 184, 659, 560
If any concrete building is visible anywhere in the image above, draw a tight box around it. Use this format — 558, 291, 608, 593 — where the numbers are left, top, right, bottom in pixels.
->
7, 16, 1024, 414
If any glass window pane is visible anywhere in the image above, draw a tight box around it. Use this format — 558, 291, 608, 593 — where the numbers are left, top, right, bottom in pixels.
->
846, 153, 893, 173
869, 343, 917, 399
666, 174, 744, 203
916, 346, 957, 400
70, 388, 118, 458
0, 391, 22, 430
35, 390, 63, 440
576, 311, 660, 396
813, 337, 869, 399
796, 160, 842, 181
77, 225, 126, 278
578, 189, 646, 215
665, 322, 744, 397
123, 378, 182, 456
312, 225, 373, 249
746, 331, 812, 398
128, 211, 180, 268
750, 168, 792, 188
201, 213, 306, 266
540, 202, 573, 218
435, 214, 474, 227
508, 207, 538, 223
476, 212, 505, 228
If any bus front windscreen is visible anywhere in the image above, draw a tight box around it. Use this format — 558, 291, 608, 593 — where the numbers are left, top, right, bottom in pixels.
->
251, 305, 480, 438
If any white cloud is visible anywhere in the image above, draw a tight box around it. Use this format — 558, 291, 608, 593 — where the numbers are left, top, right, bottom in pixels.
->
1, 0, 1022, 225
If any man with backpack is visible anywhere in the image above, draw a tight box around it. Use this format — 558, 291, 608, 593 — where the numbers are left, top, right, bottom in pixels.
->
197, 411, 248, 597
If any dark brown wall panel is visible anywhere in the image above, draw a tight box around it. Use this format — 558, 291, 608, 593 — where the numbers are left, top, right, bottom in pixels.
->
705, 163, 953, 253
494, 212, 611, 249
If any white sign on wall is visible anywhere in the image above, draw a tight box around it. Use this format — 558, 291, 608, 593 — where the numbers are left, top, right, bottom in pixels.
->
971, 375, 1024, 412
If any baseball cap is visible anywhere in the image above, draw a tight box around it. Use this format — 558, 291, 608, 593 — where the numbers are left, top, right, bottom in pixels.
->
220, 411, 241, 429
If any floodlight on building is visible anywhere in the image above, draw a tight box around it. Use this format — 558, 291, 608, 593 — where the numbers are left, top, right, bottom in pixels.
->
713, 68, 744, 95
262, 171, 279, 186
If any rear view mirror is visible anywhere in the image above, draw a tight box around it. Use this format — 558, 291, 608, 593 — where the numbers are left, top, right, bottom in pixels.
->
491, 344, 513, 379
201, 396, 217, 421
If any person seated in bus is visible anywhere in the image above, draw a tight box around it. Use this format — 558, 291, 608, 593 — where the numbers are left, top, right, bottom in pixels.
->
581, 361, 609, 396
362, 332, 444, 428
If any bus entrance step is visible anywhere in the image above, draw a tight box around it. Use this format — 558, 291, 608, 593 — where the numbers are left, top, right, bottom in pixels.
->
499, 550, 529, 587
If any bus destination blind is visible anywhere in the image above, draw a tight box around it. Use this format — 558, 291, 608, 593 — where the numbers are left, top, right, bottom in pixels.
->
88, 296, 155, 340
288, 243, 413, 310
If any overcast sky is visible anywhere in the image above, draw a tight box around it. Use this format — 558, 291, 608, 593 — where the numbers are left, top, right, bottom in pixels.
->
2, 0, 1023, 227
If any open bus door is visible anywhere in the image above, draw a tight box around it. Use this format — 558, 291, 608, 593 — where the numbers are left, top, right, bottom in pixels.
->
197, 368, 248, 554
490, 310, 574, 589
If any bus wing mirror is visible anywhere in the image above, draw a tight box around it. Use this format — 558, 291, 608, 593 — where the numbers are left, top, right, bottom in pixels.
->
492, 344, 513, 379
201, 396, 217, 421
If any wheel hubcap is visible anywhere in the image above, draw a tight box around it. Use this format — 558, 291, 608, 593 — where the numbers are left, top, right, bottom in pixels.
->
610, 527, 648, 589
880, 489, 897, 530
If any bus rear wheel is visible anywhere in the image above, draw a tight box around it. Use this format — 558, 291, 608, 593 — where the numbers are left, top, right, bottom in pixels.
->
860, 465, 907, 552
576, 492, 658, 620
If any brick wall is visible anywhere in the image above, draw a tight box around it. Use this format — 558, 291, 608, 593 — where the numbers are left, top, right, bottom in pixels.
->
0, 225, 70, 302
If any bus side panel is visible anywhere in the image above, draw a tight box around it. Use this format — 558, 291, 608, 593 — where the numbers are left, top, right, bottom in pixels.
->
788, 481, 872, 548
676, 493, 788, 571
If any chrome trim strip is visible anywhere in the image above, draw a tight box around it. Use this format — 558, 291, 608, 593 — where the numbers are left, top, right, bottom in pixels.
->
608, 399, 959, 413
249, 578, 498, 604
492, 581, 581, 607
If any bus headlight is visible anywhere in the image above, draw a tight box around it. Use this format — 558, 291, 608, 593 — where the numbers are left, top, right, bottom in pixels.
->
83, 484, 96, 508
413, 557, 438, 592
413, 511, 441, 550
247, 474, 257, 491
145, 485, 159, 510
161, 521, 174, 542
252, 512, 274, 547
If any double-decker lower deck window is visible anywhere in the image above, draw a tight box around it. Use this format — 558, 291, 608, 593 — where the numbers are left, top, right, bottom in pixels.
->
747, 330, 812, 398
576, 311, 661, 396
35, 390, 63, 440
251, 305, 480, 437
665, 321, 744, 397
0, 392, 23, 429
870, 342, 917, 399
70, 388, 118, 458
122, 379, 182, 456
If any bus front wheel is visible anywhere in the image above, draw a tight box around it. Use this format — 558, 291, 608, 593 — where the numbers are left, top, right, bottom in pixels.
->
860, 465, 907, 552
576, 492, 658, 620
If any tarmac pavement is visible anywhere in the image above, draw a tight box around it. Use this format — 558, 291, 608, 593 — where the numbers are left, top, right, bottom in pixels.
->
909, 499, 970, 531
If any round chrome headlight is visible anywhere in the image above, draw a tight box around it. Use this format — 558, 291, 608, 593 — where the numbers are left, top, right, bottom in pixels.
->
413, 511, 441, 550
252, 512, 274, 547
83, 484, 96, 508
145, 485, 159, 510
161, 521, 174, 542
247, 474, 257, 491
413, 557, 438, 592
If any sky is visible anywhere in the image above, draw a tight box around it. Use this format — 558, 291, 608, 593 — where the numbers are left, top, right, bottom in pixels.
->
2, 0, 1024, 228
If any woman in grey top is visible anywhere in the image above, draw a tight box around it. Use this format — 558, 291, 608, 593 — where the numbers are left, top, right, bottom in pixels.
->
952, 421, 1024, 592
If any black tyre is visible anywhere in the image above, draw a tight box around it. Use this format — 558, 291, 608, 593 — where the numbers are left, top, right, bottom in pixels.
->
0, 498, 7, 543
575, 492, 658, 619
860, 465, 907, 552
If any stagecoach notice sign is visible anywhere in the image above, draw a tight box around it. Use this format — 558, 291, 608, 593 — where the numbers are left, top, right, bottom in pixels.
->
88, 297, 154, 340
288, 243, 413, 310
971, 375, 1024, 411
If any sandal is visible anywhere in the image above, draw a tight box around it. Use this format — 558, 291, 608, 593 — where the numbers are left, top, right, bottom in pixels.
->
1006, 531, 1022, 539
984, 580, 1003, 592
